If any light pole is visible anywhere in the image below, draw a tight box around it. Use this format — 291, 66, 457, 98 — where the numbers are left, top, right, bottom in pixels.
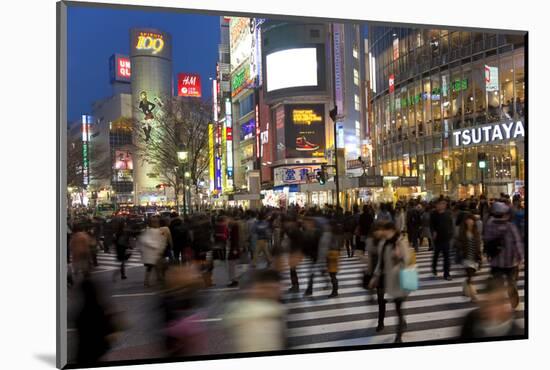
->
177, 145, 189, 216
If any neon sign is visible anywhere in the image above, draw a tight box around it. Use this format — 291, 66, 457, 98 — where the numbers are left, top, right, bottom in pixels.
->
135, 32, 164, 55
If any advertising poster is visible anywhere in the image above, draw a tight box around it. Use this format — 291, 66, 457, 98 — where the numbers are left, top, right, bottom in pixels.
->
485, 65, 499, 92
240, 118, 256, 141
229, 17, 252, 71
114, 150, 133, 170
177, 73, 202, 97
275, 105, 286, 161
137, 90, 164, 143
284, 104, 326, 158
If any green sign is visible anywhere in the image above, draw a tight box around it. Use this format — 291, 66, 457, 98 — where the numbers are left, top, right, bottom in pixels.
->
398, 79, 469, 108
231, 64, 250, 93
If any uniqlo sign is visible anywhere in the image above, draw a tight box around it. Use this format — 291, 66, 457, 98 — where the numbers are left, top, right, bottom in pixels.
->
178, 73, 202, 97
109, 54, 131, 83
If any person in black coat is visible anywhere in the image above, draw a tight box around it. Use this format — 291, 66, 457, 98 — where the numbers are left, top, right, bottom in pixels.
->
169, 215, 190, 264
430, 199, 454, 280
358, 204, 375, 251
406, 201, 422, 252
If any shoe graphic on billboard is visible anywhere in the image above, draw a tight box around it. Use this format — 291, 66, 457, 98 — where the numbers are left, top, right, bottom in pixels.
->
296, 136, 319, 151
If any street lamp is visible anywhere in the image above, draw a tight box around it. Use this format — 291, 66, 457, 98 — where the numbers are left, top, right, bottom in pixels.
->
177, 145, 189, 216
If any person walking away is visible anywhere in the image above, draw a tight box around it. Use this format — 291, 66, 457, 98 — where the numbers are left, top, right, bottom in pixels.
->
227, 217, 241, 287
214, 215, 229, 261
224, 269, 287, 352
285, 217, 303, 293
376, 203, 393, 222
302, 217, 322, 297
456, 214, 482, 301
140, 216, 165, 287
191, 215, 215, 287
113, 218, 130, 281
343, 211, 356, 258
483, 202, 524, 309
430, 199, 454, 280
460, 277, 523, 339
406, 202, 422, 252
169, 214, 188, 264
70, 221, 94, 280
326, 219, 340, 298
420, 203, 433, 251
358, 204, 375, 254
253, 213, 272, 268
368, 221, 411, 343
247, 211, 258, 261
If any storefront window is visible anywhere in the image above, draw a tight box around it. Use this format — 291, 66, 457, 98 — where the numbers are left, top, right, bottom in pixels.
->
464, 147, 477, 183
472, 58, 487, 125
513, 50, 525, 118
415, 80, 423, 137
441, 33, 449, 56
423, 78, 432, 135
486, 56, 500, 123
431, 72, 442, 132
500, 55, 514, 120
450, 31, 460, 50
396, 88, 403, 141
408, 86, 416, 139
441, 71, 451, 119
463, 64, 474, 127
460, 31, 471, 46
450, 66, 463, 129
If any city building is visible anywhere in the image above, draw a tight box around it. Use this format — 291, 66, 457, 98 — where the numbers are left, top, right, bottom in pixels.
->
129, 28, 173, 205
367, 27, 525, 200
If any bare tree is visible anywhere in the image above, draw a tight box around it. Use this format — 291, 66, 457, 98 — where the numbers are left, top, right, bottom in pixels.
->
133, 96, 212, 211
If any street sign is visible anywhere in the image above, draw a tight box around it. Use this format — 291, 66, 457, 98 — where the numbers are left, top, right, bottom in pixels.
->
359, 175, 383, 188
400, 176, 419, 187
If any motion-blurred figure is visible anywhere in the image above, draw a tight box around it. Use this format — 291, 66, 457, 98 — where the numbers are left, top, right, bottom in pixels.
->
460, 277, 522, 339
369, 221, 412, 343
456, 214, 482, 301
140, 216, 165, 287
113, 218, 130, 280
225, 269, 286, 352
483, 202, 524, 309
430, 198, 454, 280
70, 221, 93, 280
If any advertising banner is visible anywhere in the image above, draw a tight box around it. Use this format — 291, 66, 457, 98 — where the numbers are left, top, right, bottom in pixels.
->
177, 73, 202, 97
333, 24, 345, 114
284, 104, 326, 159
274, 165, 321, 186
229, 17, 252, 71
240, 118, 256, 141
109, 54, 131, 83
485, 65, 499, 92
130, 28, 172, 60
275, 105, 286, 161
231, 63, 253, 97
114, 150, 133, 170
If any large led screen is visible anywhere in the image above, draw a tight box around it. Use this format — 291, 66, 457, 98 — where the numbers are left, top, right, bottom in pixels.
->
266, 48, 318, 92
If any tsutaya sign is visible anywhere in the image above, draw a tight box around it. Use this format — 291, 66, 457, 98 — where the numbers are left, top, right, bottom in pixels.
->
452, 120, 525, 147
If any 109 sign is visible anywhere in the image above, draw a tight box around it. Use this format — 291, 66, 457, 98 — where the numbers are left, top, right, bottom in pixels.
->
135, 34, 164, 55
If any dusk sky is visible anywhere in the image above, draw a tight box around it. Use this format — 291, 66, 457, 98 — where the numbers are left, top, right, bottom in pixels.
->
67, 5, 221, 123
67, 4, 369, 124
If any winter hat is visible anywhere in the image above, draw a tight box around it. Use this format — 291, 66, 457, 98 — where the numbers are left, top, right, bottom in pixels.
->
491, 201, 510, 216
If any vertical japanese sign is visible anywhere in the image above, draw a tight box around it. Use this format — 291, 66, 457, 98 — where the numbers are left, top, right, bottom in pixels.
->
255, 104, 261, 159
333, 23, 345, 114
225, 98, 234, 188
208, 123, 215, 193
81, 115, 92, 186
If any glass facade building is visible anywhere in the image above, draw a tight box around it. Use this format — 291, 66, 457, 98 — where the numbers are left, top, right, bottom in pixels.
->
368, 27, 525, 198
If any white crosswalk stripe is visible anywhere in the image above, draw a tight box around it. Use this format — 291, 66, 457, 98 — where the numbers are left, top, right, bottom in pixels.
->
91, 250, 143, 273
280, 248, 525, 349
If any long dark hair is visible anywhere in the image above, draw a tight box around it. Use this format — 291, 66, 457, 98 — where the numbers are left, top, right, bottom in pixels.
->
458, 214, 480, 243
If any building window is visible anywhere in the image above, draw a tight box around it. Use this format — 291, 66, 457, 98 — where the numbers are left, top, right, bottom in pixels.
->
353, 69, 359, 86
354, 94, 360, 111
353, 47, 359, 59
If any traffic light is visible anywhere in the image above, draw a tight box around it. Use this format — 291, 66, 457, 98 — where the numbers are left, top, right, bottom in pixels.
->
316, 169, 326, 185
329, 106, 338, 122
477, 152, 487, 169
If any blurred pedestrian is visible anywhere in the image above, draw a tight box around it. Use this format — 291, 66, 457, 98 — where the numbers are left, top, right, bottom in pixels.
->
368, 221, 412, 343
420, 203, 433, 251
430, 199, 454, 280
225, 269, 287, 352
456, 214, 482, 301
460, 277, 522, 339
406, 201, 422, 252
343, 211, 356, 258
483, 202, 524, 309
140, 216, 165, 287
70, 221, 94, 280
113, 218, 130, 281
252, 213, 272, 268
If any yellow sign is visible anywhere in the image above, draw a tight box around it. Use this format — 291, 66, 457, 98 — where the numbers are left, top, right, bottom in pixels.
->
135, 32, 164, 55
292, 109, 323, 125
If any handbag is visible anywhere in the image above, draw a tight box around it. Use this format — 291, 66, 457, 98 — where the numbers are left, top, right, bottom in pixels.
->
399, 266, 419, 291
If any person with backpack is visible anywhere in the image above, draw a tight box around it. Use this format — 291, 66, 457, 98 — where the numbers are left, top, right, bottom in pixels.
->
483, 202, 524, 309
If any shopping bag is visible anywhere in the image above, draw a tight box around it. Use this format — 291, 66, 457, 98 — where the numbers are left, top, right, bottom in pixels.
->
399, 266, 419, 291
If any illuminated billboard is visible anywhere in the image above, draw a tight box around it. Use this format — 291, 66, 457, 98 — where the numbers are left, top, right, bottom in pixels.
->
109, 54, 131, 83
130, 28, 172, 60
229, 17, 252, 71
266, 48, 318, 92
114, 150, 133, 170
284, 104, 326, 159
177, 73, 202, 97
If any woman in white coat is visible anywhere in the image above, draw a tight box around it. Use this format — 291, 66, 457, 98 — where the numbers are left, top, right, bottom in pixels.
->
369, 221, 412, 343
140, 216, 165, 287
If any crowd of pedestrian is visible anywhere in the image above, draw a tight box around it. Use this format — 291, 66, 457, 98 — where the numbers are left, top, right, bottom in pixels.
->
67, 191, 525, 363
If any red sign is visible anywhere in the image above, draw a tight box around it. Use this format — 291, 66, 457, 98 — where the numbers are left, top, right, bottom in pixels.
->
177, 73, 202, 97
389, 74, 395, 93
117, 56, 131, 80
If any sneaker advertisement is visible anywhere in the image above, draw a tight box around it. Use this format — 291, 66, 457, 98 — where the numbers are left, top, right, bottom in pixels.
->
284, 104, 326, 158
